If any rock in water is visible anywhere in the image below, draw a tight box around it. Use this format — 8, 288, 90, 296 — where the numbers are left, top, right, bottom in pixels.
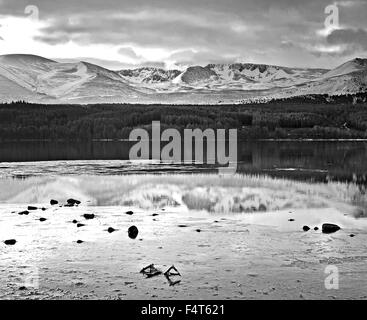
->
72, 220, 78, 224
303, 226, 310, 232
39, 218, 47, 222
107, 227, 116, 233
18, 211, 29, 216
77, 223, 85, 228
322, 223, 341, 234
83, 214, 95, 220
128, 226, 139, 239
67, 199, 81, 206
76, 240, 84, 244
314, 227, 319, 231
4, 239, 16, 245
28, 206, 37, 211
126, 211, 134, 215
50, 200, 58, 205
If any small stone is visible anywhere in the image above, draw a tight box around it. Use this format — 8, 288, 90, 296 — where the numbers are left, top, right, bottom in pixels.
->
4, 239, 16, 245
77, 223, 85, 228
18, 211, 29, 216
128, 226, 139, 239
72, 220, 78, 224
350, 234, 355, 237
50, 200, 58, 205
107, 227, 116, 233
67, 199, 81, 206
288, 219, 295, 222
19, 286, 27, 291
83, 213, 95, 220
126, 211, 134, 215
39, 218, 47, 222
196, 229, 201, 232
28, 206, 37, 211
303, 226, 310, 232
314, 227, 319, 231
76, 240, 84, 244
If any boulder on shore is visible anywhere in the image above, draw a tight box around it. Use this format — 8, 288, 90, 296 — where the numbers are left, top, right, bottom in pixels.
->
303, 226, 310, 232
50, 200, 58, 205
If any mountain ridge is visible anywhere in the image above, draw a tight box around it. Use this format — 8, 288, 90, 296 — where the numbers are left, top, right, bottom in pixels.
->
0, 54, 366, 104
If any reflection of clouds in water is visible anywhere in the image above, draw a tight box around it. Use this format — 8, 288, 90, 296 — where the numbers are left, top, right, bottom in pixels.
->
0, 174, 366, 216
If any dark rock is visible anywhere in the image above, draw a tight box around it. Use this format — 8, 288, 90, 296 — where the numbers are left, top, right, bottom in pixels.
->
128, 226, 139, 239
126, 210, 134, 215
178, 225, 188, 228
107, 227, 116, 233
72, 219, 78, 224
152, 213, 159, 217
76, 223, 85, 228
67, 199, 81, 206
4, 239, 16, 245
314, 227, 319, 231
41, 207, 46, 211
196, 229, 201, 232
322, 223, 341, 234
76, 240, 84, 244
39, 218, 47, 222
83, 213, 95, 220
288, 219, 295, 222
350, 234, 355, 237
19, 286, 27, 291
303, 226, 310, 232
50, 200, 58, 205
18, 211, 29, 216
28, 206, 37, 211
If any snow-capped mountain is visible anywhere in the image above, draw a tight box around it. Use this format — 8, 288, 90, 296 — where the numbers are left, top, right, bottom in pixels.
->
119, 67, 181, 83
0, 54, 366, 104
0, 54, 145, 104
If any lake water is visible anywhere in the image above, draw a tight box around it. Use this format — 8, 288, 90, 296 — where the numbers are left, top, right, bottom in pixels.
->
0, 140, 367, 182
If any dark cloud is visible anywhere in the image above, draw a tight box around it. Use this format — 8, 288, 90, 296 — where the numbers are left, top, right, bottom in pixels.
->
0, 0, 366, 68
327, 28, 367, 50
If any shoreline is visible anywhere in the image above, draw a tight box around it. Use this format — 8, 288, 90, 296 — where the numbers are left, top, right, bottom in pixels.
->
1, 203, 366, 300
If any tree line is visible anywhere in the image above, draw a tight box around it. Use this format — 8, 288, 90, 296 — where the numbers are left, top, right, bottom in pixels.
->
1, 92, 367, 140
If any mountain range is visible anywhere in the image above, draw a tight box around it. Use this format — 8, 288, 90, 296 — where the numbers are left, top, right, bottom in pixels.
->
0, 54, 366, 104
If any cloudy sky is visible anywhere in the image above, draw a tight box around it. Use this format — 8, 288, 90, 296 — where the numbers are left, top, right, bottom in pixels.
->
0, 0, 366, 70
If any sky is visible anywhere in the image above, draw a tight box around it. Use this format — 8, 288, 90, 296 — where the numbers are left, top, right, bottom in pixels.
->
0, 0, 366, 70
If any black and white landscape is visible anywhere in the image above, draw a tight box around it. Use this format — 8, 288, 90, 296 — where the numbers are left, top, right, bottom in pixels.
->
1, 0, 367, 302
